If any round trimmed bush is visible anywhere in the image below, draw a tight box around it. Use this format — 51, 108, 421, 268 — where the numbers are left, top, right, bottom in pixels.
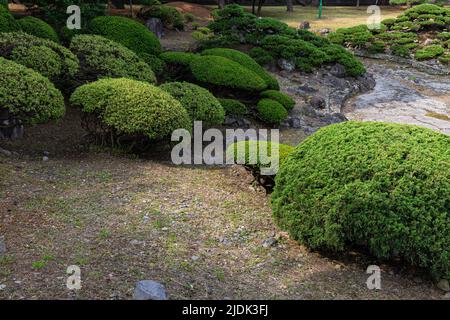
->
272, 121, 450, 281
201, 48, 279, 90
160, 82, 225, 126
414, 45, 445, 60
70, 35, 156, 83
160, 51, 198, 66
260, 90, 295, 111
0, 32, 79, 80
17, 16, 59, 42
218, 98, 247, 116
70, 78, 190, 140
89, 16, 161, 57
138, 52, 165, 76
190, 55, 267, 92
257, 98, 288, 125
139, 5, 185, 30
0, 5, 19, 33
0, 57, 65, 124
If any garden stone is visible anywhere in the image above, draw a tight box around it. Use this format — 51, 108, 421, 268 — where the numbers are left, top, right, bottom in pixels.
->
423, 38, 433, 46
262, 237, 277, 248
133, 280, 168, 300
0, 147, 12, 157
145, 18, 164, 39
0, 237, 6, 256
278, 59, 295, 72
310, 96, 326, 109
318, 28, 331, 35
330, 63, 347, 78
437, 279, 450, 292
298, 21, 310, 30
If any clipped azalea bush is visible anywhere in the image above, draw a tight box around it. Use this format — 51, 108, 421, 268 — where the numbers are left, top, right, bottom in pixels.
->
218, 98, 247, 116
201, 48, 279, 90
190, 55, 267, 92
0, 4, 19, 33
160, 51, 198, 79
17, 16, 59, 42
138, 5, 185, 30
257, 99, 288, 125
0, 57, 65, 124
160, 82, 225, 126
70, 35, 156, 83
89, 16, 161, 57
70, 78, 190, 140
272, 121, 450, 281
0, 32, 79, 81
260, 90, 295, 111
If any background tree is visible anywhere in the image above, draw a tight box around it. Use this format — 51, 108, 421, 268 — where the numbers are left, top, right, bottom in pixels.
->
287, 0, 294, 12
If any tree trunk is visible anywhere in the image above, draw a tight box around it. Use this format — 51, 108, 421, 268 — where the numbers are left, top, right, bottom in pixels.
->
257, 0, 265, 16
287, 0, 294, 12
110, 0, 125, 9
252, 0, 256, 14
218, 0, 225, 9
356, 0, 360, 7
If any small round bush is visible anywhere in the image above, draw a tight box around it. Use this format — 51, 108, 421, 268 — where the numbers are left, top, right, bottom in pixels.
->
201, 48, 279, 90
70, 78, 191, 140
0, 57, 65, 124
218, 98, 247, 116
257, 98, 288, 125
414, 45, 445, 60
160, 82, 225, 126
272, 121, 450, 281
0, 32, 79, 80
89, 16, 162, 57
260, 90, 295, 111
70, 35, 156, 83
160, 51, 198, 67
190, 55, 267, 92
248, 47, 275, 66
17, 16, 59, 42
0, 5, 19, 33
138, 52, 165, 76
139, 5, 185, 30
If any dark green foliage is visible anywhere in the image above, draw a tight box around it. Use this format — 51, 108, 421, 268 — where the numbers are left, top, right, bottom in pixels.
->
0, 32, 79, 80
257, 98, 288, 125
0, 57, 65, 124
70, 78, 191, 140
17, 16, 59, 42
159, 82, 225, 126
139, 5, 184, 30
260, 90, 295, 111
218, 98, 247, 116
334, 25, 373, 48
70, 35, 156, 83
190, 55, 267, 92
160, 51, 198, 79
0, 5, 19, 33
414, 44, 445, 60
272, 121, 450, 281
322, 44, 366, 77
368, 40, 386, 54
248, 47, 275, 66
201, 48, 279, 90
138, 53, 165, 76
89, 16, 161, 57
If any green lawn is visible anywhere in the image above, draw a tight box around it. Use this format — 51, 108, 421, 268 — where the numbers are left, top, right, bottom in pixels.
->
244, 5, 405, 30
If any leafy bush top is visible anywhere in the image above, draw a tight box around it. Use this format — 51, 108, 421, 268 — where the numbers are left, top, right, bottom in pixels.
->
218, 98, 247, 116
414, 44, 445, 60
89, 16, 162, 57
257, 98, 288, 125
160, 51, 198, 67
272, 121, 450, 281
201, 48, 279, 90
17, 16, 59, 42
70, 34, 156, 83
0, 57, 65, 124
190, 55, 267, 92
260, 90, 295, 110
138, 5, 185, 30
0, 32, 79, 79
0, 4, 19, 33
160, 82, 225, 126
70, 78, 191, 140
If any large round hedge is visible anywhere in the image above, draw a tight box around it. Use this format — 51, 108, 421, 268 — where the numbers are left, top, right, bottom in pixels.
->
201, 48, 279, 90
70, 35, 156, 83
0, 5, 18, 33
0, 32, 79, 80
272, 121, 450, 280
0, 57, 65, 124
70, 78, 191, 140
89, 16, 162, 57
17, 16, 59, 42
160, 82, 225, 126
190, 55, 267, 92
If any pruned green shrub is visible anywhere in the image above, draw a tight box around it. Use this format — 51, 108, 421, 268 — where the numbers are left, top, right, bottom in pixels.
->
438, 53, 450, 64
70, 34, 156, 83
218, 98, 247, 116
190, 55, 267, 92
0, 4, 19, 33
0, 57, 65, 124
201, 48, 279, 90
260, 90, 295, 111
138, 52, 165, 76
89, 16, 161, 57
160, 81, 225, 126
322, 44, 366, 77
192, 27, 213, 41
70, 78, 191, 140
257, 98, 288, 125
139, 5, 185, 30
160, 51, 198, 79
0, 32, 79, 80
414, 44, 445, 60
17, 16, 59, 42
272, 121, 450, 281
248, 47, 275, 66
368, 40, 386, 53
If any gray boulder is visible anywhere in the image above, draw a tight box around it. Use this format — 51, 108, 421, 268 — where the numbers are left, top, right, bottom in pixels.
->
145, 18, 164, 39
133, 280, 168, 300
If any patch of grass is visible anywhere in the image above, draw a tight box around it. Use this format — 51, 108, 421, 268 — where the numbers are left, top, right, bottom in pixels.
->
32, 260, 46, 270
99, 229, 111, 238
212, 267, 225, 282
